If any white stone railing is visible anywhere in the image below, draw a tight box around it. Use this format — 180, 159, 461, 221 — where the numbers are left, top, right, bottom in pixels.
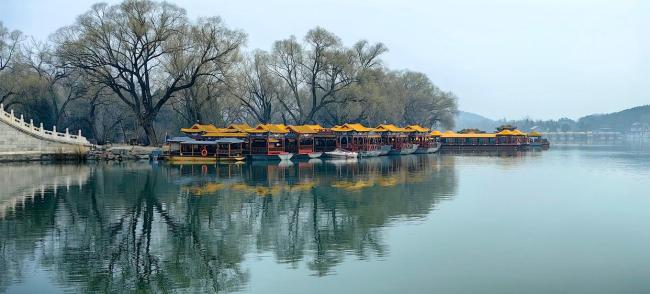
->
0, 103, 91, 146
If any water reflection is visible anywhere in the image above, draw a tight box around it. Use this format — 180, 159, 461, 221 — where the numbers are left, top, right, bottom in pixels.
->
0, 155, 457, 293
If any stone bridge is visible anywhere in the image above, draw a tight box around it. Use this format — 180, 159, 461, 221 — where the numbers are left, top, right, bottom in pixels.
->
0, 103, 92, 161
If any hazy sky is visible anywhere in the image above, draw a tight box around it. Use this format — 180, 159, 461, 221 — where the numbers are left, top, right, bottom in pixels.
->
2, 0, 649, 120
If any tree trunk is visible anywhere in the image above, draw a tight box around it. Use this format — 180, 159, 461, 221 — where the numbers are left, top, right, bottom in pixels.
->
141, 119, 158, 146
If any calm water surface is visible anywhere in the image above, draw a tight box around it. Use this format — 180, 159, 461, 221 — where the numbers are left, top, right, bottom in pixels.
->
1, 146, 649, 293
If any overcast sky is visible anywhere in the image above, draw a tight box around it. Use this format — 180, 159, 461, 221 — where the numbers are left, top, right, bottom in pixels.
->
2, 0, 649, 120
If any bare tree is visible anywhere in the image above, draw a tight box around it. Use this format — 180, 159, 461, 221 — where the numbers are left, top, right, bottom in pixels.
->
270, 27, 385, 125
171, 73, 228, 124
23, 41, 89, 126
231, 50, 285, 123
0, 22, 23, 104
55, 0, 245, 145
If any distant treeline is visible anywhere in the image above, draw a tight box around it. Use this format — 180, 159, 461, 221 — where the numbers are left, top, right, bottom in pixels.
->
457, 105, 650, 133
0, 0, 458, 145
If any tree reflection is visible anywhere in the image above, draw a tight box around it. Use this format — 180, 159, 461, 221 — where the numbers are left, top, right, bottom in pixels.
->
0, 156, 457, 292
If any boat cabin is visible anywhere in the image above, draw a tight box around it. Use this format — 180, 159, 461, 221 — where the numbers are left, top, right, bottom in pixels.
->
375, 124, 412, 149
312, 125, 338, 153
164, 136, 245, 162
330, 123, 380, 152
528, 131, 550, 148
439, 129, 529, 151
245, 124, 292, 159
285, 125, 319, 156
405, 125, 434, 147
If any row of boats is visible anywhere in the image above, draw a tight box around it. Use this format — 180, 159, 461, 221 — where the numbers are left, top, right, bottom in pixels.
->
162, 123, 549, 163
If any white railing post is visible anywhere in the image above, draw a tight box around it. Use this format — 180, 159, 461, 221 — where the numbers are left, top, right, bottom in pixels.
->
0, 103, 3, 112
78, 130, 82, 137
10, 109, 14, 119
20, 114, 24, 123
40, 123, 44, 131
53, 125, 56, 134
30, 119, 33, 127
65, 128, 69, 138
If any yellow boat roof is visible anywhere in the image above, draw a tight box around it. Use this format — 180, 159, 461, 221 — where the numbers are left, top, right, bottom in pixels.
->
180, 124, 220, 133
331, 123, 374, 132
304, 124, 326, 131
405, 125, 430, 133
226, 123, 252, 132
247, 124, 289, 134
510, 129, 527, 136
528, 131, 542, 137
430, 130, 443, 136
375, 124, 412, 132
497, 129, 514, 136
287, 125, 318, 134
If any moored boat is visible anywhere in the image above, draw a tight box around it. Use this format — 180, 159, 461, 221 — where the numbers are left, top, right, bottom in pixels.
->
375, 124, 419, 155
414, 142, 441, 154
528, 131, 550, 149
163, 138, 217, 164
308, 152, 323, 158
405, 125, 440, 154
359, 150, 381, 157
325, 148, 358, 159
377, 145, 392, 156
330, 123, 381, 158
438, 128, 529, 152
388, 143, 419, 155
249, 152, 294, 161
285, 125, 323, 159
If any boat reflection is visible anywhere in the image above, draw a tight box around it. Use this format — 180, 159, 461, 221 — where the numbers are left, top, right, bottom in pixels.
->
0, 155, 457, 293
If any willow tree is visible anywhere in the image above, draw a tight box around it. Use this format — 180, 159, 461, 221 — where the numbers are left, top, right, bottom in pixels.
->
55, 0, 245, 145
230, 50, 285, 124
399, 71, 458, 128
270, 27, 386, 125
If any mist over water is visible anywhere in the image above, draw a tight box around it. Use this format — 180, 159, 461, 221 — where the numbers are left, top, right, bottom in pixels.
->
1, 147, 649, 293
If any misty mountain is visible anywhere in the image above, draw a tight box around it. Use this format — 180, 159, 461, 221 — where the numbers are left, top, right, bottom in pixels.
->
577, 105, 650, 132
455, 105, 650, 132
454, 111, 499, 131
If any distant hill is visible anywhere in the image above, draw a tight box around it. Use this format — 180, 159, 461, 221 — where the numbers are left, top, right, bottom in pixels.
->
455, 105, 650, 133
577, 105, 650, 132
454, 111, 499, 131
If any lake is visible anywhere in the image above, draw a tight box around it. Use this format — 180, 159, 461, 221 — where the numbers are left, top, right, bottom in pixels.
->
1, 146, 650, 293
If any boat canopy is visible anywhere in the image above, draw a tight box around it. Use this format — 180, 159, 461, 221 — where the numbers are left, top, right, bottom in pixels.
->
180, 139, 219, 145
215, 138, 245, 144
528, 131, 542, 137
167, 136, 193, 143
